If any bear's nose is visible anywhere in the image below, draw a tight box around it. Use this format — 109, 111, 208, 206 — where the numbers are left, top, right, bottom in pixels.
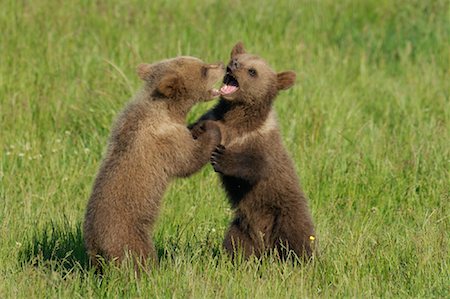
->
228, 59, 240, 71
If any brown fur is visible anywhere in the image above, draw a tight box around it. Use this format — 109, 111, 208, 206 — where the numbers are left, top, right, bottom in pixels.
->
191, 43, 316, 261
84, 57, 224, 268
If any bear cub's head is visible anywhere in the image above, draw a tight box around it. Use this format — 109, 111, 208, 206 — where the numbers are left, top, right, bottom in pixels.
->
138, 57, 225, 103
219, 42, 296, 104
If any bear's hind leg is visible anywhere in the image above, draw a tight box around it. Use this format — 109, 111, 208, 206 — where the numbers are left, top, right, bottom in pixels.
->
125, 234, 158, 269
223, 222, 257, 259
275, 215, 315, 262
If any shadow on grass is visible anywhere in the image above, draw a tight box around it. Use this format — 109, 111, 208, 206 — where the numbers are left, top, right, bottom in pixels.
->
18, 220, 224, 274
18, 219, 90, 273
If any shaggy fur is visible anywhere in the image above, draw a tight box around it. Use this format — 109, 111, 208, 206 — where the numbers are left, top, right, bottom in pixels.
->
191, 43, 316, 260
84, 57, 224, 268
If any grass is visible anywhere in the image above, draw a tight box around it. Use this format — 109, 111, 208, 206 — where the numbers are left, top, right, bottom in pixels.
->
1, 0, 449, 297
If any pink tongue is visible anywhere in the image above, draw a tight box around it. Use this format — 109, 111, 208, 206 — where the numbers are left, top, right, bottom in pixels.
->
220, 85, 238, 95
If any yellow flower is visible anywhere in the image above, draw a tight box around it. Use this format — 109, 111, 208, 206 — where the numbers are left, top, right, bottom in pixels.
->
309, 235, 315, 241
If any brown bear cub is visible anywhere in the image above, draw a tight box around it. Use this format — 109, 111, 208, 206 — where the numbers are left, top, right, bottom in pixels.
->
84, 57, 224, 268
191, 43, 316, 261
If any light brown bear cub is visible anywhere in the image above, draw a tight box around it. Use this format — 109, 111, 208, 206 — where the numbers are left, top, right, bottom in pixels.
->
84, 57, 224, 267
192, 43, 316, 261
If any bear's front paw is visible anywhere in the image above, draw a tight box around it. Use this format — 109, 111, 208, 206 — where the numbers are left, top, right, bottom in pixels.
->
190, 121, 221, 144
211, 144, 226, 173
190, 121, 208, 140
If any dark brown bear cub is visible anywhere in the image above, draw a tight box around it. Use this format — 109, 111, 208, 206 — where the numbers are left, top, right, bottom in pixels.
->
192, 43, 316, 260
84, 57, 224, 268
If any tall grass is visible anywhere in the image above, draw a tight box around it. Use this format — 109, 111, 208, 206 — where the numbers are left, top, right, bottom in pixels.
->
1, 0, 449, 297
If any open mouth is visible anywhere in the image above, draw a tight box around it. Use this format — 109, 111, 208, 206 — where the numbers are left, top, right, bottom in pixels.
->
220, 71, 239, 95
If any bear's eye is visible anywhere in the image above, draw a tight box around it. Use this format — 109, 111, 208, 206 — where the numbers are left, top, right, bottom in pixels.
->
248, 68, 257, 77
201, 67, 208, 77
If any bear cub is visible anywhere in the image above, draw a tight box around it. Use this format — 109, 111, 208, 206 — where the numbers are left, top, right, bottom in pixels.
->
192, 43, 316, 260
84, 57, 224, 267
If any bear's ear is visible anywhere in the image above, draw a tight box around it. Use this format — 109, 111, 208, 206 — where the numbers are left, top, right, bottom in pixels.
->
231, 42, 246, 58
137, 63, 153, 81
276, 71, 296, 90
155, 72, 184, 98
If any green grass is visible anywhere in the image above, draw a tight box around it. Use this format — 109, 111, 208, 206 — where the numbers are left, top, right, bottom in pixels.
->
1, 0, 449, 297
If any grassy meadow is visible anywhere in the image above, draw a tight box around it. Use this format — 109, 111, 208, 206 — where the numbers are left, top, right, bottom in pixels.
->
1, 0, 449, 297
